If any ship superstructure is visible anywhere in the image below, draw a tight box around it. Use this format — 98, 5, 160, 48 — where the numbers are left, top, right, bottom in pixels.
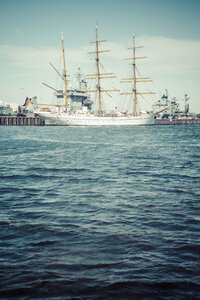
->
55, 68, 93, 111
153, 91, 195, 119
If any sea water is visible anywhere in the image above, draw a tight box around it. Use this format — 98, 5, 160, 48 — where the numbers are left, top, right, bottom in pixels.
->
0, 125, 200, 299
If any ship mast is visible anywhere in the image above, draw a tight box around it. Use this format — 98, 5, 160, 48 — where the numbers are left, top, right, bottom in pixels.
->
132, 35, 137, 114
95, 25, 101, 115
86, 25, 119, 116
121, 34, 154, 114
42, 33, 69, 109
61, 33, 68, 109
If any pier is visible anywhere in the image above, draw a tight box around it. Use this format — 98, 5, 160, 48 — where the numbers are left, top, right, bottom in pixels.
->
0, 116, 45, 126
155, 118, 200, 125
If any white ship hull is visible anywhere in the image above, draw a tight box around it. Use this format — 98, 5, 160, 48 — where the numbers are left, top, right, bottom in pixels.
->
36, 111, 156, 126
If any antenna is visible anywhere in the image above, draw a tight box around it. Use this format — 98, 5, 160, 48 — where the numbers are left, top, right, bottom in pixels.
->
76, 67, 81, 89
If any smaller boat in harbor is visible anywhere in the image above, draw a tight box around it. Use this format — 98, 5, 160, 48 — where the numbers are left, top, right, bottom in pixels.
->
0, 101, 15, 116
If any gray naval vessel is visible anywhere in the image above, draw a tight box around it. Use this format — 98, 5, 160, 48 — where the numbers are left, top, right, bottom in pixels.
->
154, 90, 200, 125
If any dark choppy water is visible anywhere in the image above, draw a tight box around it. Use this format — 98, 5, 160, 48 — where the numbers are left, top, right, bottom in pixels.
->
0, 125, 200, 299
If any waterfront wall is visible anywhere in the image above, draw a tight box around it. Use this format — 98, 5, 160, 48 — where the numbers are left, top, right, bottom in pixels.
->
155, 118, 200, 125
0, 116, 45, 126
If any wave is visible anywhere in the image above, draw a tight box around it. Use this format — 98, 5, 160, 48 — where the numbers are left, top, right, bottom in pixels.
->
1, 280, 199, 299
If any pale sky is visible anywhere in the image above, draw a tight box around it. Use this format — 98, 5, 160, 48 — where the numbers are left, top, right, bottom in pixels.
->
0, 0, 200, 112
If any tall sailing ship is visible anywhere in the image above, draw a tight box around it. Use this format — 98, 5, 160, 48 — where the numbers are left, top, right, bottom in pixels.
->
35, 27, 156, 126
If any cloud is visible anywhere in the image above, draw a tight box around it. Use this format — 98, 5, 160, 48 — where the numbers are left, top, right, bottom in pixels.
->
2, 36, 199, 76
137, 36, 200, 75
0, 45, 90, 71
0, 45, 58, 70
1, 35, 200, 73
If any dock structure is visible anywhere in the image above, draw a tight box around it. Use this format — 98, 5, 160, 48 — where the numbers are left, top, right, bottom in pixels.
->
155, 118, 200, 125
0, 116, 45, 126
